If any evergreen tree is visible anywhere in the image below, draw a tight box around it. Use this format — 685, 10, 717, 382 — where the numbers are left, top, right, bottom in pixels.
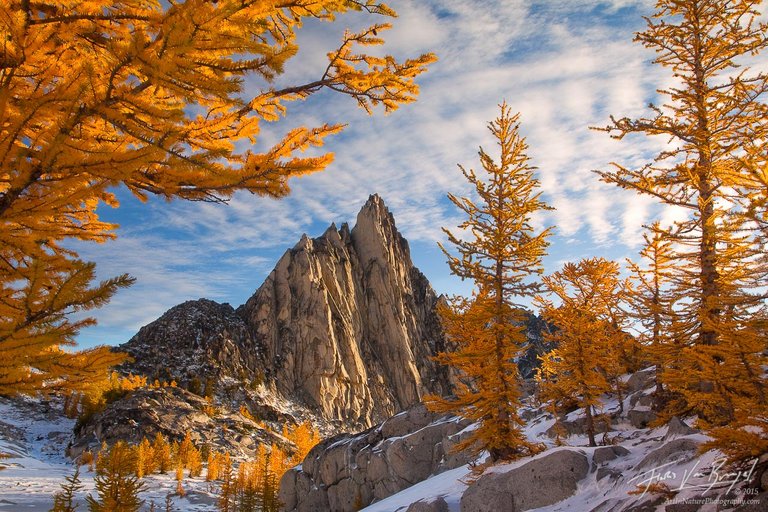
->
596, 0, 768, 429
257, 446, 279, 512
206, 452, 221, 482
237, 460, 261, 512
261, 471, 280, 512
50, 466, 83, 512
187, 446, 203, 478
135, 438, 155, 478
626, 224, 678, 396
0, 0, 435, 397
176, 432, 193, 468
283, 422, 320, 467
85, 441, 145, 512
217, 453, 234, 512
425, 102, 552, 461
174, 462, 185, 497
536, 258, 629, 447
151, 433, 172, 474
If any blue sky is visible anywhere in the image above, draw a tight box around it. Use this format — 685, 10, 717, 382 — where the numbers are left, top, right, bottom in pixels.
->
71, 0, 750, 348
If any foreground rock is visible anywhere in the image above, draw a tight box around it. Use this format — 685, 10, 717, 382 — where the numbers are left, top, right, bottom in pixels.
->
460, 449, 590, 512
635, 438, 700, 470
407, 498, 450, 512
278, 404, 474, 512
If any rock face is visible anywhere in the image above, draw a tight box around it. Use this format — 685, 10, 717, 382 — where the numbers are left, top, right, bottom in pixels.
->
238, 195, 451, 427
70, 387, 285, 459
114, 194, 553, 434
121, 299, 262, 389
516, 313, 555, 380
278, 404, 474, 512
116, 195, 451, 431
460, 449, 590, 512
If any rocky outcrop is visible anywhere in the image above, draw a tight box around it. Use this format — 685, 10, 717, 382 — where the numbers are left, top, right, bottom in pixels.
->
663, 416, 699, 440
592, 445, 630, 467
635, 438, 700, 470
238, 194, 451, 428
460, 449, 590, 512
516, 313, 555, 380
113, 194, 556, 433
120, 299, 263, 390
407, 498, 450, 512
278, 404, 474, 512
70, 387, 285, 459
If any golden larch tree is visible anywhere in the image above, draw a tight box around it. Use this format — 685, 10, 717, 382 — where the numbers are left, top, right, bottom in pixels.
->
283, 421, 321, 467
135, 437, 155, 479
596, 0, 768, 443
0, 0, 436, 395
217, 452, 235, 512
626, 223, 679, 397
536, 258, 629, 447
206, 451, 220, 482
151, 433, 172, 474
175, 461, 185, 497
425, 102, 552, 461
86, 441, 145, 512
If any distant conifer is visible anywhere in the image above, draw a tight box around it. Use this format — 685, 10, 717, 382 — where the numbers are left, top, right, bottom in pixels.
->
152, 433, 172, 474
283, 421, 320, 467
174, 462, 185, 497
187, 446, 203, 478
217, 454, 234, 512
206, 452, 220, 482
536, 258, 629, 447
85, 441, 145, 512
50, 466, 83, 512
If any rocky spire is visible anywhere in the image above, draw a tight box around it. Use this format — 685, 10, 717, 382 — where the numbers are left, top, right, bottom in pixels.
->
238, 194, 450, 428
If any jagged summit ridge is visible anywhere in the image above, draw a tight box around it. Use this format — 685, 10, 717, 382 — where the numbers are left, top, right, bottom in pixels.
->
120, 195, 450, 430
239, 193, 451, 428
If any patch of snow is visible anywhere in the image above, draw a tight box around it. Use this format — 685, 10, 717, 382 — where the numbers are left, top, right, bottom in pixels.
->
360, 465, 471, 512
0, 397, 222, 511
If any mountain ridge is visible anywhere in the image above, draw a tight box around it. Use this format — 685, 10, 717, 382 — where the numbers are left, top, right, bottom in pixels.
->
117, 194, 450, 432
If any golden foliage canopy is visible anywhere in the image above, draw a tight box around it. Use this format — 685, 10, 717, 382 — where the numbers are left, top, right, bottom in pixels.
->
625, 224, 679, 394
0, 0, 435, 395
597, 0, 768, 462
596, 0, 768, 348
536, 257, 629, 447
427, 103, 551, 462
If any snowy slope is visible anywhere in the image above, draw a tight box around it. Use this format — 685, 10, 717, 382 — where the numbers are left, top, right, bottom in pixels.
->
359, 380, 760, 512
0, 397, 220, 512
3, 372, 762, 512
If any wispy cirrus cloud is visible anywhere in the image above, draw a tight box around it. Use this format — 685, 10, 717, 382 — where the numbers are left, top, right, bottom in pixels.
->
77, 0, 764, 346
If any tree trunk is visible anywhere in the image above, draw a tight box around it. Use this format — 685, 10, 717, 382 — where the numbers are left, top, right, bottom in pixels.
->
585, 404, 596, 447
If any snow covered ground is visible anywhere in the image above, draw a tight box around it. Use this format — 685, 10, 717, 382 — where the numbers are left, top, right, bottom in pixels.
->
359, 427, 745, 512
360, 383, 760, 512
0, 397, 219, 511
2, 375, 761, 512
